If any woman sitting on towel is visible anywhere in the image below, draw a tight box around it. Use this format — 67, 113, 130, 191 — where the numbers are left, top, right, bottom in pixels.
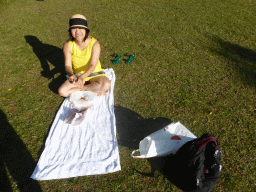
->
58, 14, 111, 97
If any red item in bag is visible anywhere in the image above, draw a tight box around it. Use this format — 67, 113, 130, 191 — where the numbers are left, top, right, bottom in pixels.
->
171, 135, 181, 140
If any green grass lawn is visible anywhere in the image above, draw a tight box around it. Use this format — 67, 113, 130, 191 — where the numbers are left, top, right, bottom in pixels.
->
0, 0, 255, 191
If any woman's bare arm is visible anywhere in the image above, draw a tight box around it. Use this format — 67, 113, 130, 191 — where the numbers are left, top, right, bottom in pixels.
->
63, 41, 76, 81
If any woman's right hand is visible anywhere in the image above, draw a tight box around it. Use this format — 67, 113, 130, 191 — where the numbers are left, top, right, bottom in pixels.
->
68, 75, 77, 83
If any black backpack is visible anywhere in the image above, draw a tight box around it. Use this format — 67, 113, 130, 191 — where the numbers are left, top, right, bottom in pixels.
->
162, 133, 222, 192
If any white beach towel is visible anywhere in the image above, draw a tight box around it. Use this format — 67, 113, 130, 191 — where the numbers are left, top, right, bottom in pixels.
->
31, 68, 121, 180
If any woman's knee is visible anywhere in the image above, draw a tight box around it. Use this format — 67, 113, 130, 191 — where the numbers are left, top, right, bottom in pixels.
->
58, 81, 70, 97
58, 86, 66, 97
102, 78, 111, 91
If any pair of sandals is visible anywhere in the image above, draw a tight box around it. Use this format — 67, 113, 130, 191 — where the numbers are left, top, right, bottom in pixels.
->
113, 53, 135, 65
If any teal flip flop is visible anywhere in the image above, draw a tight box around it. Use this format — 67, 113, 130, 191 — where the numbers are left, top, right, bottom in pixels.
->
113, 54, 121, 65
126, 53, 135, 64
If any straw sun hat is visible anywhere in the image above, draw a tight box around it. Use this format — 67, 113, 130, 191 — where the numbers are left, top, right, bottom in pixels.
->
69, 14, 89, 31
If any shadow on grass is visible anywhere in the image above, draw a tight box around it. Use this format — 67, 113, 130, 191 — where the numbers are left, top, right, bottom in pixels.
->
0, 110, 42, 192
115, 106, 172, 149
132, 152, 190, 191
208, 36, 256, 87
25, 35, 66, 94
147, 155, 190, 191
115, 106, 190, 190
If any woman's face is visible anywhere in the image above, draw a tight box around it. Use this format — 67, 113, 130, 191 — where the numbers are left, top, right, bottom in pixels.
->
71, 27, 86, 41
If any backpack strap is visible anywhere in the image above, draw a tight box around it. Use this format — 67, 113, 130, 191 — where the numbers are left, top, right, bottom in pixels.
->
195, 137, 218, 150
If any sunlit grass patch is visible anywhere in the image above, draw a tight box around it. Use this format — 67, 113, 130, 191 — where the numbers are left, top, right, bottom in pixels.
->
0, 0, 255, 191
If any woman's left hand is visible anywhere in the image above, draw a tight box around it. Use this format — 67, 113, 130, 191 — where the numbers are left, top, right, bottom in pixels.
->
75, 77, 84, 88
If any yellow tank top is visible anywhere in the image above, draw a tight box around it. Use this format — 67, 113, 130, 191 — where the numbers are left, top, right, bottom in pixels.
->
69, 36, 104, 74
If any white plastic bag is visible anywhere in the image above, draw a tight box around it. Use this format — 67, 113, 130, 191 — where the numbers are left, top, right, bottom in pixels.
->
69, 91, 97, 111
131, 122, 197, 158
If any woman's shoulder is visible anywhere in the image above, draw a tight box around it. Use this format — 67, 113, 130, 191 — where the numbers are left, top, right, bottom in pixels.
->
89, 36, 98, 43
63, 39, 71, 47
63, 40, 72, 52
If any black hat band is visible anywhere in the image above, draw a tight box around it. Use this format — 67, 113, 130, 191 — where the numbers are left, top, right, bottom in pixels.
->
69, 18, 88, 28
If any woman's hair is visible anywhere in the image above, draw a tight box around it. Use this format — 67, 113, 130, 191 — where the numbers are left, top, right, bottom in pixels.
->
68, 28, 90, 41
